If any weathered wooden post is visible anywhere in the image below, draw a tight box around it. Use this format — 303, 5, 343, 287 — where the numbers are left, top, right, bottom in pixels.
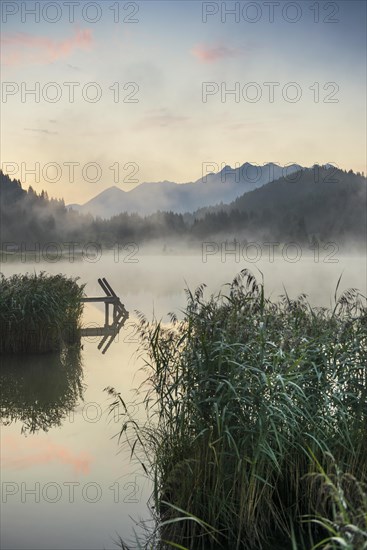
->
80, 278, 129, 354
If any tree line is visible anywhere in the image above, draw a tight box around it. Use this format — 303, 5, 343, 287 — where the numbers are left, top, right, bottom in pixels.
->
1, 168, 366, 249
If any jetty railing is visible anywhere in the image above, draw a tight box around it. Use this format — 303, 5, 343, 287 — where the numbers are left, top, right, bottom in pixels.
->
80, 278, 129, 354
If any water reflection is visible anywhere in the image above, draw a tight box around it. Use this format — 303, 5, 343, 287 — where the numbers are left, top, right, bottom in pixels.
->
0, 346, 84, 434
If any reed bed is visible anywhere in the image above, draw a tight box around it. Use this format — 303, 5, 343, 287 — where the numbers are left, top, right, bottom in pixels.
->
109, 270, 367, 549
0, 272, 85, 354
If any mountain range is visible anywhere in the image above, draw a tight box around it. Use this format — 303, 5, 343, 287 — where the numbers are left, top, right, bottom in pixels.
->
1, 166, 365, 248
68, 162, 303, 218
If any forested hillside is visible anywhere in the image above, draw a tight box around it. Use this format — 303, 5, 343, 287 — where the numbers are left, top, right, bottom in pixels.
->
1, 168, 365, 248
190, 167, 366, 243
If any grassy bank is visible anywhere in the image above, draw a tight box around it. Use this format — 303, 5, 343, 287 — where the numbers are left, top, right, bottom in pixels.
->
110, 270, 366, 549
0, 272, 85, 354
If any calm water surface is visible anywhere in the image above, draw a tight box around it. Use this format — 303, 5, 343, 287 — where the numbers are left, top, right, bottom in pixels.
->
1, 252, 366, 549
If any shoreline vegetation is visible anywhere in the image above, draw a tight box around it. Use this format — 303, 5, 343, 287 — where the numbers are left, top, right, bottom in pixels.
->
0, 272, 85, 354
108, 270, 367, 549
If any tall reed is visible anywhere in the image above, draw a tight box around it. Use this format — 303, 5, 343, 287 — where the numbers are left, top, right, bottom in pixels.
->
0, 272, 85, 354
109, 270, 366, 549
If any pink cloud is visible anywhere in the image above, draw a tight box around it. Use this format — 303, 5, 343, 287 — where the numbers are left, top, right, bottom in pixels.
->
2, 436, 92, 475
1, 28, 93, 67
191, 44, 240, 63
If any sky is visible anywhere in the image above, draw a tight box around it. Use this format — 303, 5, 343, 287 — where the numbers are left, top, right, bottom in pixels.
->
1, 0, 366, 203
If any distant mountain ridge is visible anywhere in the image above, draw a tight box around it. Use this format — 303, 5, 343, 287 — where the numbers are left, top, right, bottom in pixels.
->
189, 167, 366, 243
1, 167, 365, 247
68, 162, 303, 218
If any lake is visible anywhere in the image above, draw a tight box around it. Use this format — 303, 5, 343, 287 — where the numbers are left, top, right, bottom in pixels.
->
1, 249, 366, 550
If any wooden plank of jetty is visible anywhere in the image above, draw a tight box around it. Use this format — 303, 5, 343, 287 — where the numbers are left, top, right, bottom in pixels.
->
80, 278, 129, 354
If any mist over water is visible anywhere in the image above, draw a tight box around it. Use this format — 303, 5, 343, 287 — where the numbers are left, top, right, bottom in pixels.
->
2, 248, 365, 313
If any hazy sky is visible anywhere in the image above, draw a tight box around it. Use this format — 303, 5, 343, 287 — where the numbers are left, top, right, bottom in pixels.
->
1, 0, 366, 203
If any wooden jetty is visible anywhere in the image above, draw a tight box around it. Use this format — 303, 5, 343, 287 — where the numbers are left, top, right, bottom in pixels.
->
80, 278, 129, 354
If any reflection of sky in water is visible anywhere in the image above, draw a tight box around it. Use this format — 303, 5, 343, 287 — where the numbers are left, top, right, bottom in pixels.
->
1, 335, 152, 549
1, 253, 366, 549
1, 271, 151, 549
